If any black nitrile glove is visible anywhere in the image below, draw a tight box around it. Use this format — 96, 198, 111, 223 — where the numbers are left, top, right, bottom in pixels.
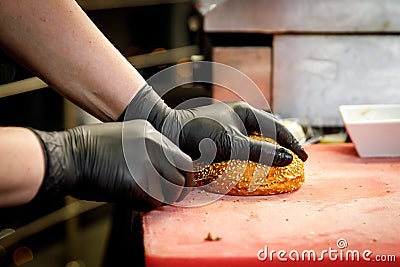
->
30, 120, 193, 212
122, 84, 308, 167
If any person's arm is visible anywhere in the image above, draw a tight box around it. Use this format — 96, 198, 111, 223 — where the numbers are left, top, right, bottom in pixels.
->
0, 127, 45, 207
0, 0, 145, 121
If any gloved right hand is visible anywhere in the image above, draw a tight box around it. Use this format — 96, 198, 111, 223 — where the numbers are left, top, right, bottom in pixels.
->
30, 120, 193, 212
121, 84, 308, 167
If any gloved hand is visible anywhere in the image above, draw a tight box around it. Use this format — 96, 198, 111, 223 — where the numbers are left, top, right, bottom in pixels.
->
30, 120, 193, 212
122, 84, 308, 167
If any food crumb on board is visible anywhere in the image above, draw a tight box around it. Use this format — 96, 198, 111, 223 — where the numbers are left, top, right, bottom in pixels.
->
204, 232, 221, 241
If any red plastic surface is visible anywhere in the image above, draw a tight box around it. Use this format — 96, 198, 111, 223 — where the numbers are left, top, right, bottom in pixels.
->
142, 144, 400, 266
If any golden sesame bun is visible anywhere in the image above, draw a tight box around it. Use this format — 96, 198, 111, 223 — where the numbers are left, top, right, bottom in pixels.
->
194, 134, 305, 196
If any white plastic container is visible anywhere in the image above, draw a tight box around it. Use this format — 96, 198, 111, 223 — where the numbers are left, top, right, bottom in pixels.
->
339, 104, 400, 158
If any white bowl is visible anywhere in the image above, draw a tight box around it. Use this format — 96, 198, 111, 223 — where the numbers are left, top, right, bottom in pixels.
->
339, 104, 400, 158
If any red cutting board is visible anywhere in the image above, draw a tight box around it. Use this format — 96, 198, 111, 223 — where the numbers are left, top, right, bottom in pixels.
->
142, 143, 400, 266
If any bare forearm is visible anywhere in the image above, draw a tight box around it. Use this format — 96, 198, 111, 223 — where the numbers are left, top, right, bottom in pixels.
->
0, 127, 45, 207
0, 0, 145, 121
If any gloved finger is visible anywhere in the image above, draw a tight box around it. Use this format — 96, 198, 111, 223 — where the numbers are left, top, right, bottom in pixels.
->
143, 126, 194, 204
150, 127, 194, 173
149, 142, 189, 204
158, 133, 195, 202
275, 122, 308, 162
143, 160, 167, 204
157, 163, 186, 204
249, 137, 293, 167
231, 102, 274, 135
232, 135, 293, 167
239, 107, 308, 162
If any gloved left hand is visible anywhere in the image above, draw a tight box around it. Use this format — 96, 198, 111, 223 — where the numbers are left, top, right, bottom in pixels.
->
29, 120, 193, 212
122, 84, 308, 167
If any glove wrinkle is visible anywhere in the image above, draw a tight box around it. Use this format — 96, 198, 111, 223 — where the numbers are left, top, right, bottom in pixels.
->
28, 130, 76, 201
